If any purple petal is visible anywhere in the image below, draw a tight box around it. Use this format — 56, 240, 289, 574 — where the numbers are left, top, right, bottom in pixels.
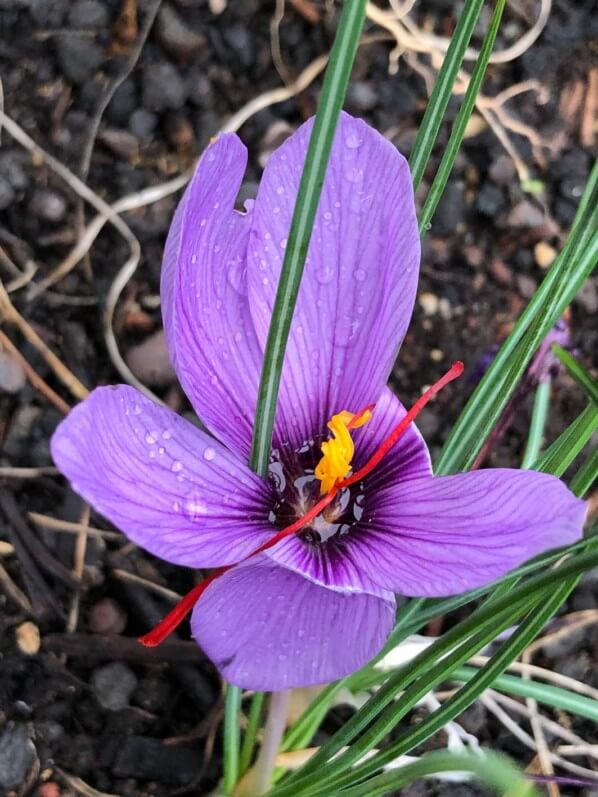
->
191, 557, 395, 689
248, 112, 420, 448
266, 388, 431, 592
51, 386, 274, 567
161, 134, 263, 459
344, 469, 586, 596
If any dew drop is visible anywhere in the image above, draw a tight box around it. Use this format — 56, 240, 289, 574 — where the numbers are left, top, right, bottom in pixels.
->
315, 266, 334, 285
345, 132, 361, 149
345, 166, 363, 183
162, 429, 172, 440
279, 237, 287, 249
276, 185, 285, 195
213, 244, 222, 253
132, 404, 142, 415
144, 432, 157, 444
234, 331, 243, 343
353, 268, 366, 282
203, 447, 216, 461
171, 461, 183, 473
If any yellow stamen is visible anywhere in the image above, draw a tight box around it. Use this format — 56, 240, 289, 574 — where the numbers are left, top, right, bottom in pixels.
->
314, 409, 372, 494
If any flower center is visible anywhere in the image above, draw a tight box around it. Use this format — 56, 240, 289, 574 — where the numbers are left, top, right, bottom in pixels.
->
268, 437, 366, 544
138, 362, 464, 648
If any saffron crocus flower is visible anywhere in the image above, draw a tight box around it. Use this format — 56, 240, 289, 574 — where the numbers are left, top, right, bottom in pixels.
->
51, 113, 585, 690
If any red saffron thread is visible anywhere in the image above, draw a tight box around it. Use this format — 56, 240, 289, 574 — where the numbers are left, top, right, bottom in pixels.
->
139, 364, 463, 647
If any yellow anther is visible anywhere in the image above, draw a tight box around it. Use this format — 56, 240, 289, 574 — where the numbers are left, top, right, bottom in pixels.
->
314, 409, 372, 495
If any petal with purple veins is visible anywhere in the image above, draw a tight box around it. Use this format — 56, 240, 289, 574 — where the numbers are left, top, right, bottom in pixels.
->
51, 386, 274, 568
343, 469, 586, 596
248, 112, 420, 448
191, 556, 395, 690
161, 134, 263, 459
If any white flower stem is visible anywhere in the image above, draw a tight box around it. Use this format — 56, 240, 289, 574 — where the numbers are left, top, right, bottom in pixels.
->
252, 690, 290, 795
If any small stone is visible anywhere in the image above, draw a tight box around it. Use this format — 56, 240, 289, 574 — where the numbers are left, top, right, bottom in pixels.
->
476, 184, 505, 217
106, 78, 137, 125
345, 81, 378, 113
98, 128, 140, 160
156, 4, 207, 61
38, 783, 61, 797
113, 736, 202, 786
129, 109, 157, 139
55, 34, 103, 85
0, 723, 37, 791
30, 0, 68, 26
418, 292, 439, 316
0, 151, 28, 191
15, 622, 41, 655
575, 279, 598, 314
490, 258, 512, 285
68, 0, 110, 28
88, 598, 127, 634
0, 176, 15, 210
508, 199, 544, 229
534, 241, 557, 269
142, 62, 186, 112
516, 274, 537, 299
164, 112, 195, 150
28, 189, 67, 223
489, 154, 516, 185
125, 330, 177, 388
91, 662, 137, 711
432, 181, 464, 235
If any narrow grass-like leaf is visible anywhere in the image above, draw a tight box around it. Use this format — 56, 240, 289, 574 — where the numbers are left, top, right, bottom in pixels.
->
521, 380, 551, 468
249, 0, 368, 476
267, 547, 598, 796
534, 402, 598, 477
552, 344, 598, 405
331, 750, 536, 797
452, 666, 598, 721
437, 163, 598, 474
366, 753, 534, 797
223, 684, 242, 795
409, 0, 485, 190
239, 691, 265, 776
418, 0, 506, 234
288, 579, 576, 795
571, 447, 598, 497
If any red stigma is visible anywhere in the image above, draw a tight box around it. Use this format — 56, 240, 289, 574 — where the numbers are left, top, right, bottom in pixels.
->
138, 364, 463, 647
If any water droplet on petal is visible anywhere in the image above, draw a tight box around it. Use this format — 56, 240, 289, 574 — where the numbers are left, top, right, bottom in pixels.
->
171, 461, 183, 473
145, 432, 156, 444
276, 186, 284, 195
353, 268, 366, 282
316, 266, 334, 285
162, 429, 172, 440
279, 237, 287, 249
345, 132, 361, 149
203, 447, 216, 461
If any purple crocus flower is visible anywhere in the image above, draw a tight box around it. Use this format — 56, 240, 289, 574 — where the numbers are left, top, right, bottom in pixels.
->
51, 113, 586, 690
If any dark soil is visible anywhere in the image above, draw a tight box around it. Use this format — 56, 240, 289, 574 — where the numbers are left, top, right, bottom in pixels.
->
0, 1, 596, 795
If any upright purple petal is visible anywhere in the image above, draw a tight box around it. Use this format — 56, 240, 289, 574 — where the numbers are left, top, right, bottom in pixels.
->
51, 386, 275, 567
248, 112, 420, 449
161, 135, 263, 459
191, 557, 395, 690
343, 469, 586, 596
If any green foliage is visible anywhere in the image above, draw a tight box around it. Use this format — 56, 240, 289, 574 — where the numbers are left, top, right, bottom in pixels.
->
234, 0, 598, 793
